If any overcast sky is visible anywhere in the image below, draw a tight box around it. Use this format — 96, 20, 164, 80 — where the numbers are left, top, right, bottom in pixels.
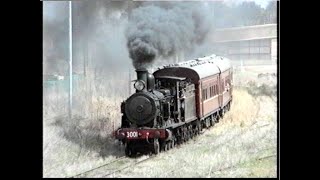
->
225, 0, 276, 8
43, 0, 278, 20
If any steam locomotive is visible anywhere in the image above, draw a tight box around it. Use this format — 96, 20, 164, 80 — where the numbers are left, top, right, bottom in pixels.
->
115, 54, 233, 157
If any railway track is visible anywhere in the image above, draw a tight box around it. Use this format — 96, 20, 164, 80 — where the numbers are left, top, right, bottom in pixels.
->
44, 113, 69, 121
69, 155, 156, 178
69, 156, 126, 178
69, 131, 190, 178
102, 155, 156, 177
70, 93, 265, 178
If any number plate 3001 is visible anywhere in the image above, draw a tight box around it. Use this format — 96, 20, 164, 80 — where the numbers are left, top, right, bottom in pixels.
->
126, 131, 138, 138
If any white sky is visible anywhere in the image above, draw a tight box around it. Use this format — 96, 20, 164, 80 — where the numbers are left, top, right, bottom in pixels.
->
225, 0, 277, 9
43, 0, 278, 19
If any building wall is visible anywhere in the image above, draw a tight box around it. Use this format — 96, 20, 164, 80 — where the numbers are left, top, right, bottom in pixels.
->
213, 38, 272, 61
271, 38, 277, 61
211, 24, 277, 43
210, 24, 277, 65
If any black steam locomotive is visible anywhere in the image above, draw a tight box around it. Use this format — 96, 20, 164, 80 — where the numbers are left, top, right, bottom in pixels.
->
115, 54, 233, 157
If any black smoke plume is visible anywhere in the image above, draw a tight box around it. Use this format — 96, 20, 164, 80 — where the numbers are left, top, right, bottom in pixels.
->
126, 2, 214, 69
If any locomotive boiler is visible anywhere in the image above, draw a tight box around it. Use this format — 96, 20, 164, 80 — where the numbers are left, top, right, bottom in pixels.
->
115, 54, 233, 157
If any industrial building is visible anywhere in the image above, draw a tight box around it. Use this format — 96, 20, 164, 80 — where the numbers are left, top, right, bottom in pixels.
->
211, 24, 277, 65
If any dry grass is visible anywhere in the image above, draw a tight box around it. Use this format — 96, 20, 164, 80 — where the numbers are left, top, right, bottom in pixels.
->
43, 65, 277, 178
43, 73, 129, 177
114, 87, 276, 178
115, 67, 277, 178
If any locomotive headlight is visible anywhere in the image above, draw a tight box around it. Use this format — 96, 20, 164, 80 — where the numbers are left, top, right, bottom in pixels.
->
134, 80, 145, 91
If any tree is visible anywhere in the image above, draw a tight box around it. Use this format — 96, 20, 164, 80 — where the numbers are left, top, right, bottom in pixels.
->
213, 1, 266, 28
265, 1, 277, 23
235, 1, 263, 26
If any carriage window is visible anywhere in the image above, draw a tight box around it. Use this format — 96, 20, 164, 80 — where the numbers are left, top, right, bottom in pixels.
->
211, 86, 213, 96
212, 86, 214, 96
202, 89, 208, 100
202, 89, 205, 100
214, 85, 217, 95
205, 89, 208, 100
222, 81, 224, 91
216, 84, 218, 95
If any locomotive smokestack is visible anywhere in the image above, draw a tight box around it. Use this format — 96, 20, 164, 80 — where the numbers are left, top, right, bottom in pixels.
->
135, 69, 148, 92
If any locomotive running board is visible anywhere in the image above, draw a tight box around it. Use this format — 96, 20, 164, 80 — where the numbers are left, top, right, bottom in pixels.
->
167, 118, 198, 129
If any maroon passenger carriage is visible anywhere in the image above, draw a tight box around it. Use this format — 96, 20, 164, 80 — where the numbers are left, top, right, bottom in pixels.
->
115, 54, 233, 157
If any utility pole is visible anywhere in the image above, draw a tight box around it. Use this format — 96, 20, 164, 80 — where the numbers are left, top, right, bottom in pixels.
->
68, 1, 73, 119
129, 68, 131, 95
128, 1, 133, 96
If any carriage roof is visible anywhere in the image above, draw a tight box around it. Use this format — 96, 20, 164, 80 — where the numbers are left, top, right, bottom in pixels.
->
153, 54, 231, 84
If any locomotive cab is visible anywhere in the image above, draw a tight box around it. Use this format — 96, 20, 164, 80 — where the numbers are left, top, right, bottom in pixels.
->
156, 76, 192, 123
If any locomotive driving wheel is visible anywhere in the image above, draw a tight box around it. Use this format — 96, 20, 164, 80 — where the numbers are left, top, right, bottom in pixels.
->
171, 139, 175, 148
125, 143, 136, 157
168, 141, 173, 150
190, 129, 194, 139
165, 142, 169, 151
153, 139, 160, 154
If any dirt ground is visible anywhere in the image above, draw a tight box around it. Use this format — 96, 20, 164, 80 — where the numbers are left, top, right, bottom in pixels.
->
43, 65, 277, 178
